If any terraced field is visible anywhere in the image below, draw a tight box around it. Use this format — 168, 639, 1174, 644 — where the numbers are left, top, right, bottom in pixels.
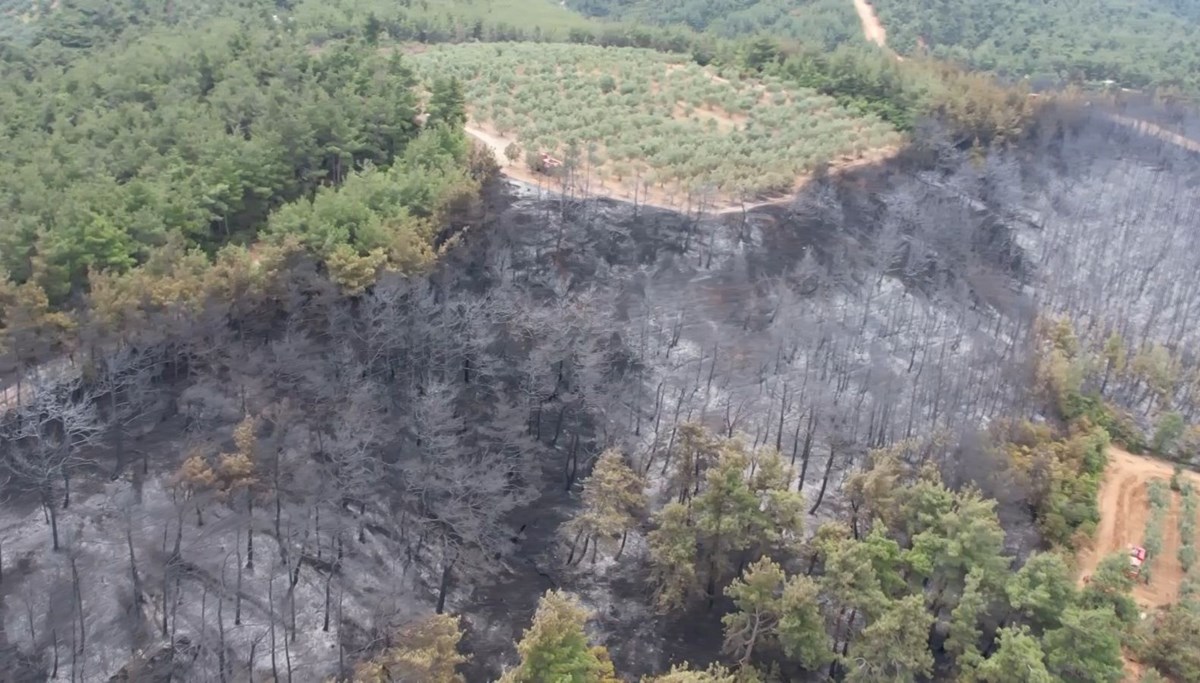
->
410, 42, 903, 207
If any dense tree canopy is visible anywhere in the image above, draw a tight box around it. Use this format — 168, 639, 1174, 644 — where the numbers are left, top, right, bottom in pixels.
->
0, 0, 474, 305
872, 0, 1200, 93
566, 0, 864, 51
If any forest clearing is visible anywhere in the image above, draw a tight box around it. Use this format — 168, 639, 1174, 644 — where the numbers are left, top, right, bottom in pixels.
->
412, 43, 902, 210
1079, 447, 1200, 608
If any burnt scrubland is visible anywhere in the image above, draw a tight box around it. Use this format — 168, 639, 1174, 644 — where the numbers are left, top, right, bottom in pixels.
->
3, 0, 1200, 681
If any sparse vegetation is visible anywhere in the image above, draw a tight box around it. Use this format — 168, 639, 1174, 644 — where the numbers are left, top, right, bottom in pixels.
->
410, 42, 902, 201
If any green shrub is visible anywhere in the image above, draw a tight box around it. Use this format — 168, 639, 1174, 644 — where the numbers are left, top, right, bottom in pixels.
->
1179, 546, 1195, 573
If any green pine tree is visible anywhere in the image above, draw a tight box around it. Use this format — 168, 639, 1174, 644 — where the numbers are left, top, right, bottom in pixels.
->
428, 77, 468, 129
500, 590, 619, 683
974, 626, 1053, 683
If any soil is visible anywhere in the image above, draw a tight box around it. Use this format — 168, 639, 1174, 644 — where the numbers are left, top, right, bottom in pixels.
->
1077, 447, 1200, 608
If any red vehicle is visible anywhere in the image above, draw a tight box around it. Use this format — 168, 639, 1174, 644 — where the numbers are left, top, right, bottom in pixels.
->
536, 152, 563, 173
1127, 545, 1147, 579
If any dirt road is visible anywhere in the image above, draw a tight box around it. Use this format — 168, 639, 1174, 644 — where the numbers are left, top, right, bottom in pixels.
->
1106, 114, 1200, 155
852, 0, 888, 50
1078, 447, 1200, 608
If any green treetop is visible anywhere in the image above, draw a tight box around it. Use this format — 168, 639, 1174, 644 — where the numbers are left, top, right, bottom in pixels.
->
1042, 605, 1124, 683
843, 595, 934, 683
565, 448, 647, 563
973, 626, 1053, 683
1005, 551, 1077, 633
501, 590, 619, 683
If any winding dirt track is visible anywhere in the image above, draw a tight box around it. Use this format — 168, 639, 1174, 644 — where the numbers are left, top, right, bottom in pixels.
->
1077, 447, 1200, 608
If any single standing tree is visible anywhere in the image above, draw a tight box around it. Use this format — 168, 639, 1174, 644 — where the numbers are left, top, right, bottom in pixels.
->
777, 572, 831, 671
694, 447, 766, 601
1081, 553, 1138, 623
722, 557, 785, 665
428, 78, 468, 129
1153, 412, 1185, 457
946, 569, 987, 673
218, 415, 260, 569
669, 423, 720, 503
504, 142, 522, 165
820, 537, 891, 623
0, 377, 102, 550
906, 487, 1007, 613
748, 448, 806, 558
500, 590, 619, 683
564, 449, 647, 564
353, 613, 468, 682
648, 502, 700, 611
174, 449, 217, 526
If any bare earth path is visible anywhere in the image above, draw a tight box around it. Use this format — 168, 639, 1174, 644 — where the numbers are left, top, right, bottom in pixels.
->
852, 0, 889, 50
